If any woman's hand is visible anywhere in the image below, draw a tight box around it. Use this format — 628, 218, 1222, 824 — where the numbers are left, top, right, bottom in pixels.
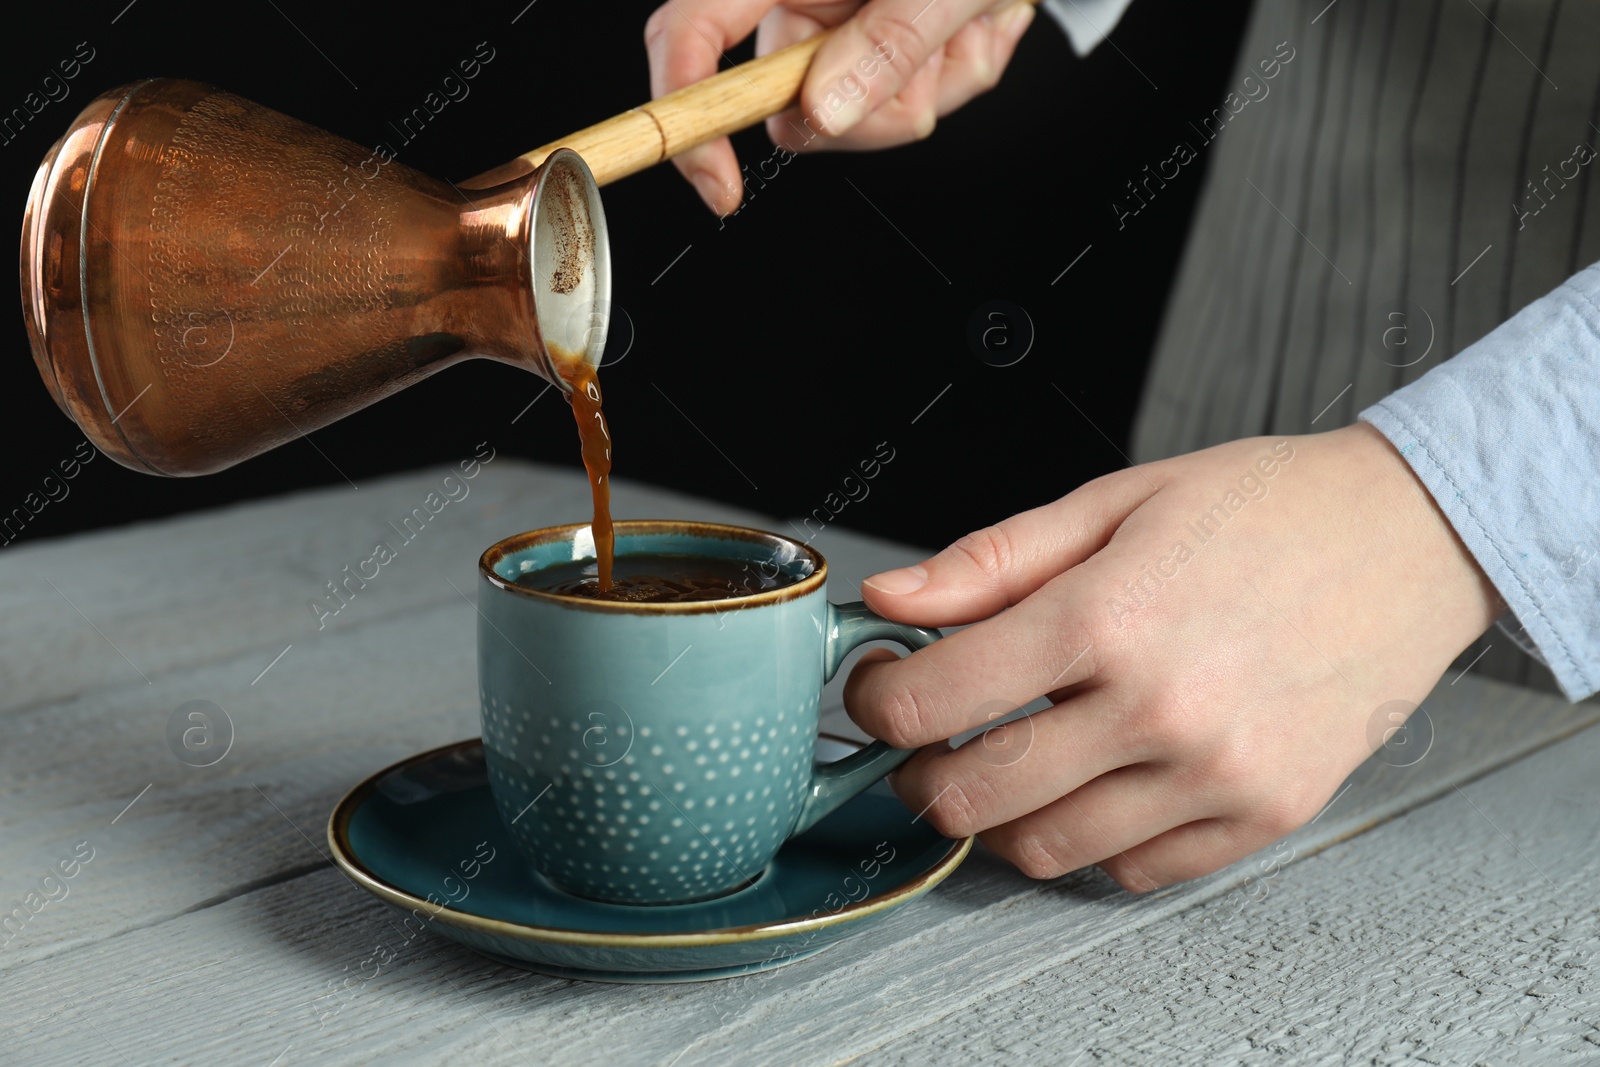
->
845, 423, 1503, 890
645, 0, 1036, 214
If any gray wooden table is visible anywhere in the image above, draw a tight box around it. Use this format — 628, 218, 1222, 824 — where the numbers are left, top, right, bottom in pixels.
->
3, 459, 1598, 1066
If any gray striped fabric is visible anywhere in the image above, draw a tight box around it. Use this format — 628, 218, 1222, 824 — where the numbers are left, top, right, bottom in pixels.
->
1133, 0, 1600, 692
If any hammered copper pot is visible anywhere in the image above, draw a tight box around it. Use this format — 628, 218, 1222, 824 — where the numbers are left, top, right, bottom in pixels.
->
20, 78, 611, 476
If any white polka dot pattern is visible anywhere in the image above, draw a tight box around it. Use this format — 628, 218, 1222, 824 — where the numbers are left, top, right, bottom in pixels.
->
480, 688, 821, 904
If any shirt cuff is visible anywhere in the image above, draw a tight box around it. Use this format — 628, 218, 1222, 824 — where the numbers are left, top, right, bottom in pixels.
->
1040, 0, 1136, 56
1359, 264, 1600, 702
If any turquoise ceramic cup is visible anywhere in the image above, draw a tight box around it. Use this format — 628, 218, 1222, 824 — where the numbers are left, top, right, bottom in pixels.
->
476, 520, 941, 905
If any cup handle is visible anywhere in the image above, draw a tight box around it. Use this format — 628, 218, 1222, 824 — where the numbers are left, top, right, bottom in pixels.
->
791, 601, 943, 836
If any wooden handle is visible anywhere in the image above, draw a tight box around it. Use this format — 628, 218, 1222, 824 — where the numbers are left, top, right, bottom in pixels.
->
464, 0, 1037, 189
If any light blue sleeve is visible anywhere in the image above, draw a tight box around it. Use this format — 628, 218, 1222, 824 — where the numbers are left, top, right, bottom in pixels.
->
1040, 0, 1137, 56
1359, 264, 1600, 702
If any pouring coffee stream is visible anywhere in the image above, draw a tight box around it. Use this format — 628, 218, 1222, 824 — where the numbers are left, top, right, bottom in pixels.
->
19, 3, 1036, 584
557, 352, 615, 592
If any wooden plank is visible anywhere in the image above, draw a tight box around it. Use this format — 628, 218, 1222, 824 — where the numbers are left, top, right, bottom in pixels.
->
867, 709, 1600, 1065
2, 668, 1591, 1063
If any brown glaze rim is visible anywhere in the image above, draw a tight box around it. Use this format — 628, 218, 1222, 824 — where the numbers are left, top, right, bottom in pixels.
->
325, 735, 973, 948
478, 519, 827, 615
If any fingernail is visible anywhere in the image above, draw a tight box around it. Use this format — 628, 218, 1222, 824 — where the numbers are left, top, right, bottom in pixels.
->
825, 97, 868, 137
864, 565, 928, 596
997, 2, 1035, 37
690, 170, 728, 214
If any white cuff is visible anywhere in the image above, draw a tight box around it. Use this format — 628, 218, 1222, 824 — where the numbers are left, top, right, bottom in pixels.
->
1039, 0, 1137, 57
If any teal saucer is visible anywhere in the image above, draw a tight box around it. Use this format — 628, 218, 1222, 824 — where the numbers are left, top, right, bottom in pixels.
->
327, 736, 971, 983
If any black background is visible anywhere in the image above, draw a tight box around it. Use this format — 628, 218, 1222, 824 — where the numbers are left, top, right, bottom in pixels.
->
4, 0, 1251, 552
